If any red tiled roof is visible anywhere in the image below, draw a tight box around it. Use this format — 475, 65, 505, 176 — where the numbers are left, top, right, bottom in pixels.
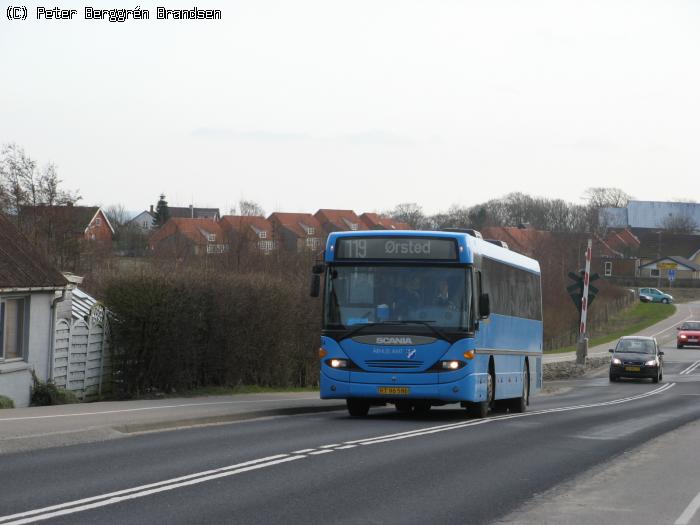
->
604, 228, 640, 251
314, 209, 367, 232
359, 213, 409, 231
268, 212, 323, 238
480, 227, 555, 256
149, 218, 225, 246
220, 216, 273, 237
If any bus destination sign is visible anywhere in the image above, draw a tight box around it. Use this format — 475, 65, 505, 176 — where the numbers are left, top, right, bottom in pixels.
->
336, 237, 458, 260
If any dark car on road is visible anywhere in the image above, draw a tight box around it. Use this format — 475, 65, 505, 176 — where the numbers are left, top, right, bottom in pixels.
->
677, 321, 700, 348
609, 336, 664, 383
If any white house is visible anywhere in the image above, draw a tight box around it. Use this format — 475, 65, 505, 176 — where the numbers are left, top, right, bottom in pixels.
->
0, 213, 68, 407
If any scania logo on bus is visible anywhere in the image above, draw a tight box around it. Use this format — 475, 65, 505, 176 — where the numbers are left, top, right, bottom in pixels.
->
375, 336, 414, 345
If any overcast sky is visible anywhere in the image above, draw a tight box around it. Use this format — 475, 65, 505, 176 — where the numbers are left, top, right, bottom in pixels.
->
1, 0, 699, 216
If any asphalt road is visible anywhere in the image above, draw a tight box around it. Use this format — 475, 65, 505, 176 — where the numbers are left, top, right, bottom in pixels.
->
1, 340, 699, 525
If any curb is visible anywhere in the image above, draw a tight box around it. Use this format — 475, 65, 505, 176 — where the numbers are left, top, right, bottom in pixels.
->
113, 403, 348, 434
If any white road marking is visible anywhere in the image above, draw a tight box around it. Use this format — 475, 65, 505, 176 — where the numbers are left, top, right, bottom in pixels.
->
679, 361, 700, 375
0, 383, 676, 525
336, 445, 357, 449
675, 491, 700, 525
319, 443, 341, 448
650, 312, 693, 337
0, 397, 325, 422
0, 454, 290, 524
292, 449, 315, 454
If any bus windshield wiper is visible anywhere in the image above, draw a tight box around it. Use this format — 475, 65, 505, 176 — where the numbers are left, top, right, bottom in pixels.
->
342, 320, 448, 341
391, 320, 448, 341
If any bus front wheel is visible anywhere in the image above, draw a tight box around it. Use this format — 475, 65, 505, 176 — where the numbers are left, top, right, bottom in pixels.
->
467, 371, 494, 418
347, 399, 370, 417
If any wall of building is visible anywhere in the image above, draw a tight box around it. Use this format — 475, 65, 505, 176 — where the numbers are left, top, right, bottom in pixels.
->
0, 292, 54, 407
628, 201, 700, 230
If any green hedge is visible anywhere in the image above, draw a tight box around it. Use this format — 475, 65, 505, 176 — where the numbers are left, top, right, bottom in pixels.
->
104, 270, 320, 397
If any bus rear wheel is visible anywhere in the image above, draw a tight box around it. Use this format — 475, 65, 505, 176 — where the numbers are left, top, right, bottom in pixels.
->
509, 365, 529, 413
347, 399, 370, 417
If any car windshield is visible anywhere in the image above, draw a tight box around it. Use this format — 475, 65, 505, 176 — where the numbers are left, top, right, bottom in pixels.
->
681, 322, 700, 330
324, 265, 471, 330
616, 339, 656, 354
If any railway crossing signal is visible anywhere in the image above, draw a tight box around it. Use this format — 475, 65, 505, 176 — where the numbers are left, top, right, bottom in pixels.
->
567, 270, 600, 314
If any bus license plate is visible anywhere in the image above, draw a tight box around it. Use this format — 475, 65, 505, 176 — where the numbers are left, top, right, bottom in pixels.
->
378, 386, 410, 395
625, 366, 641, 372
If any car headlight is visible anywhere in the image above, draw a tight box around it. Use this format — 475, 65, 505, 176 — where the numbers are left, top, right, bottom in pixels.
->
645, 359, 657, 366
680, 334, 688, 339
611, 358, 622, 365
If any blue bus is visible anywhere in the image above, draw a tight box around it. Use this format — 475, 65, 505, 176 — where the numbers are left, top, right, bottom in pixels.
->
311, 229, 543, 417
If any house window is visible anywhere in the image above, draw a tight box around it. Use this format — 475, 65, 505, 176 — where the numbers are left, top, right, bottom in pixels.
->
206, 244, 227, 254
349, 223, 358, 231
650, 269, 660, 277
258, 240, 274, 252
0, 297, 27, 361
306, 237, 320, 249
206, 233, 216, 242
95, 218, 101, 226
259, 231, 267, 239
304, 227, 315, 235
604, 261, 612, 277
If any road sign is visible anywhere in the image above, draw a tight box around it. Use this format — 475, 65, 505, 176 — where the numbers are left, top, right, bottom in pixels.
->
566, 268, 599, 315
658, 262, 678, 270
668, 269, 676, 282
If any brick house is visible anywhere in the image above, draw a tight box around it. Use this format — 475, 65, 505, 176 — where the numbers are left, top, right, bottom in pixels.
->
219, 215, 276, 254
314, 209, 367, 236
0, 213, 69, 407
268, 212, 323, 252
149, 218, 228, 257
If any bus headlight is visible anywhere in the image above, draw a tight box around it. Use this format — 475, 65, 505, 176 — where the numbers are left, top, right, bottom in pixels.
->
328, 358, 348, 369
441, 360, 464, 370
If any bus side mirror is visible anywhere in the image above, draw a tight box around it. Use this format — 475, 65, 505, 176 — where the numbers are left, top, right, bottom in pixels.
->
479, 293, 490, 319
310, 274, 321, 298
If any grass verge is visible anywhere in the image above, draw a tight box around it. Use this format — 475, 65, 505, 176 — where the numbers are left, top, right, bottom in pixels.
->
545, 303, 676, 354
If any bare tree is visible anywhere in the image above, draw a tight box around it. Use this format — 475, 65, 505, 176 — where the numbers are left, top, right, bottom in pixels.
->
104, 204, 130, 232
661, 214, 698, 234
582, 187, 632, 208
386, 202, 427, 229
238, 199, 265, 217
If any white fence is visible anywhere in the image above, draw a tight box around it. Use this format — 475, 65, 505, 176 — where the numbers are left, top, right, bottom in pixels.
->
53, 318, 111, 400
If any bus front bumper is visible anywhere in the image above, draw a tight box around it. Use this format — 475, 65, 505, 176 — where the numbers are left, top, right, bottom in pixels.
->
320, 371, 487, 404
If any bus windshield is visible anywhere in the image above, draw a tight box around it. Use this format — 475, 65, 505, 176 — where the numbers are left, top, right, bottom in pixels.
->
324, 265, 471, 330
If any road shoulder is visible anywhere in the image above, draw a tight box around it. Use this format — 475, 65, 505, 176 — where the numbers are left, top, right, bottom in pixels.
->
495, 419, 700, 525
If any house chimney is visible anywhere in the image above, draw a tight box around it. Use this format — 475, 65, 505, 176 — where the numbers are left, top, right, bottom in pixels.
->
150, 205, 154, 214
189, 204, 194, 218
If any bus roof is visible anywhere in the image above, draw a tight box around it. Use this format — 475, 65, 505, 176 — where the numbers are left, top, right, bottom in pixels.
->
324, 230, 541, 274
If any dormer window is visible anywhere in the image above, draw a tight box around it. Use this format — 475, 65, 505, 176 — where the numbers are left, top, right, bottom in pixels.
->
299, 223, 315, 236
259, 231, 267, 239
349, 223, 358, 231
207, 233, 216, 242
